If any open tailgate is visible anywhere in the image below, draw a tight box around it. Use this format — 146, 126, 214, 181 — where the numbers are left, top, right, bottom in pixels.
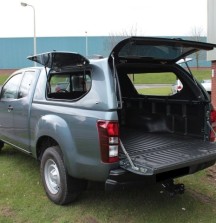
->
119, 129, 216, 176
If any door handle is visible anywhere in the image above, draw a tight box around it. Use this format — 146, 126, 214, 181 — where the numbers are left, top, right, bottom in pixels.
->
8, 105, 13, 112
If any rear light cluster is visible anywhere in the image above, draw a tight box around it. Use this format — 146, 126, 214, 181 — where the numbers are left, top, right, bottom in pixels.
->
210, 110, 216, 142
97, 121, 119, 163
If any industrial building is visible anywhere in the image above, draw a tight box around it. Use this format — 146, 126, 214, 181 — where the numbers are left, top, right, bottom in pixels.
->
208, 0, 216, 109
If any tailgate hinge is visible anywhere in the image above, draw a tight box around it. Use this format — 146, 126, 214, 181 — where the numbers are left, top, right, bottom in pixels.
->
207, 121, 216, 137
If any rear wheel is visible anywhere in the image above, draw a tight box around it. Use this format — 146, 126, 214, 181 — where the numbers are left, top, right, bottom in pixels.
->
40, 146, 87, 205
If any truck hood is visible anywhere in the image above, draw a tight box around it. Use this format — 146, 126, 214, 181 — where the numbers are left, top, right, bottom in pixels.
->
28, 51, 89, 69
109, 37, 216, 64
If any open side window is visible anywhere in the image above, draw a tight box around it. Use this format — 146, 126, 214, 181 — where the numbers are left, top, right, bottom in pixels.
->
47, 70, 91, 100
28, 51, 91, 101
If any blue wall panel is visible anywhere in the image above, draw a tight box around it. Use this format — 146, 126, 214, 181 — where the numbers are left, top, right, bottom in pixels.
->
0, 36, 211, 69
0, 36, 110, 69
0, 38, 34, 68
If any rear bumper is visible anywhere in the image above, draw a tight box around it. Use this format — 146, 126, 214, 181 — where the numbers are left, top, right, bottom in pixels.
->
105, 168, 156, 191
105, 160, 215, 191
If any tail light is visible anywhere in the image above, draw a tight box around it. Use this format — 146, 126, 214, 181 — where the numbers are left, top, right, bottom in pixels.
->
210, 110, 216, 142
97, 121, 119, 163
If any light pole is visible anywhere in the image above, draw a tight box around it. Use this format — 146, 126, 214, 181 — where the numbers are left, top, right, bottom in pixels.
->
85, 31, 88, 57
21, 2, 37, 66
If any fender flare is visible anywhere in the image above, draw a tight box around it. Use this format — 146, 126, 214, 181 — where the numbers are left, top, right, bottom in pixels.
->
34, 114, 78, 175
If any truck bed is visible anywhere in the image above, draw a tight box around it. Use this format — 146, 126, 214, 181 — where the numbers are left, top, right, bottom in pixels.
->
119, 128, 216, 176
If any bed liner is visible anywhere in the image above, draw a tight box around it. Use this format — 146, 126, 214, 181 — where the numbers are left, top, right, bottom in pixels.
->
119, 128, 216, 176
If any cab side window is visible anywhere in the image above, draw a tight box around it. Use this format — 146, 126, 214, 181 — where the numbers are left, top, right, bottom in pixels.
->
1, 73, 23, 100
47, 71, 92, 100
1, 71, 36, 100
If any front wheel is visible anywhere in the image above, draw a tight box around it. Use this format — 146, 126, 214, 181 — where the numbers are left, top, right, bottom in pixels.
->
40, 146, 87, 205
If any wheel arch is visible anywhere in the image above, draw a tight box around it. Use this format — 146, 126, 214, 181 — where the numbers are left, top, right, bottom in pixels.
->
36, 136, 59, 161
33, 114, 78, 176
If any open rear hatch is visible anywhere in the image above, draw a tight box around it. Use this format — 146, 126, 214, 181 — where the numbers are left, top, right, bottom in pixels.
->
108, 36, 216, 65
109, 37, 216, 176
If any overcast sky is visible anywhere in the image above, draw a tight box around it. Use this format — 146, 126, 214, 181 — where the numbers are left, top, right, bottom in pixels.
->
0, 0, 207, 37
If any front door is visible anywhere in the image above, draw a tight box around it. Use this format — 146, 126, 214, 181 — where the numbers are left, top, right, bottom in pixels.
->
12, 70, 37, 151
0, 73, 23, 144
0, 70, 37, 152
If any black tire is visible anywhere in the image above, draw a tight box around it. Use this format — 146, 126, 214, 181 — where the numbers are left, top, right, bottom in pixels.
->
40, 146, 87, 205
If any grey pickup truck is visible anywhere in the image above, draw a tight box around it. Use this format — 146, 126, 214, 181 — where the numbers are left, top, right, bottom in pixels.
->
0, 37, 216, 205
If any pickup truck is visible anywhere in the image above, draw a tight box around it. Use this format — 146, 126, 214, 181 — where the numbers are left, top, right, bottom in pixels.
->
1, 37, 216, 205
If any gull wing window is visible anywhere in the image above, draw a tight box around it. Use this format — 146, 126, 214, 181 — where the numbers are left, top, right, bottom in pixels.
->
47, 71, 91, 100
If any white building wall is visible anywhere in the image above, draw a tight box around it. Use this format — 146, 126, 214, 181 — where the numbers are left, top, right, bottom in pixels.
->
207, 0, 216, 61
